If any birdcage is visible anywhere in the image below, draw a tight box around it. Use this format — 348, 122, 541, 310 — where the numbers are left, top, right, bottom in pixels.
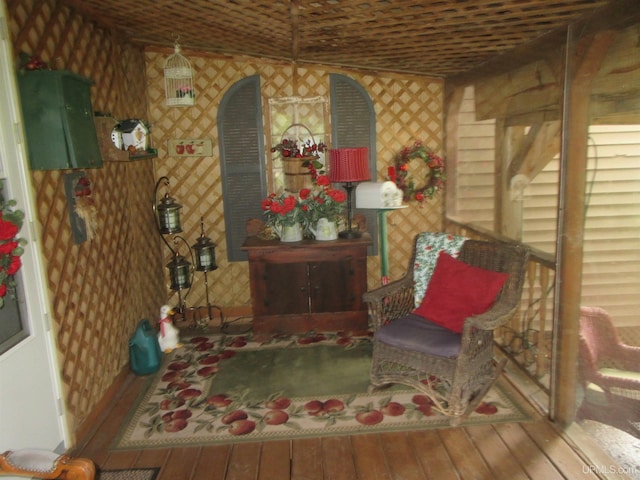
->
164, 41, 195, 107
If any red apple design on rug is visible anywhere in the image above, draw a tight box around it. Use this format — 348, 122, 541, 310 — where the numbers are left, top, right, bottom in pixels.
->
176, 388, 202, 401
159, 398, 185, 410
185, 143, 195, 154
412, 394, 435, 416
264, 410, 289, 425
167, 380, 191, 391
381, 401, 405, 416
162, 409, 192, 432
265, 396, 291, 409
221, 410, 256, 436
475, 402, 498, 415
175, 143, 185, 154
228, 419, 256, 436
355, 409, 383, 425
304, 398, 345, 416
206, 394, 233, 408
196, 365, 218, 377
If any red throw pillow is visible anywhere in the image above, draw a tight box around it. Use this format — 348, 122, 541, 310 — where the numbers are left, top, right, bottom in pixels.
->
413, 251, 510, 333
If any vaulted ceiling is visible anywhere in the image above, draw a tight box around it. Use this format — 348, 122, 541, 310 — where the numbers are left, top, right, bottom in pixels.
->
58, 0, 622, 78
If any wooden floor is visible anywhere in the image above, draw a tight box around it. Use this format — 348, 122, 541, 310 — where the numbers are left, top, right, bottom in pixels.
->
72, 371, 628, 480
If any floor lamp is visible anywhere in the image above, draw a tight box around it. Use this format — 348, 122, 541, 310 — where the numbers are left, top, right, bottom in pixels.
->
328, 147, 371, 239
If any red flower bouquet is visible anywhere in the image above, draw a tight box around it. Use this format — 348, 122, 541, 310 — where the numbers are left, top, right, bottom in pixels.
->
0, 185, 26, 307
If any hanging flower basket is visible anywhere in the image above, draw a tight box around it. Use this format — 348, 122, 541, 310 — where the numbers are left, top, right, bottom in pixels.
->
272, 123, 326, 193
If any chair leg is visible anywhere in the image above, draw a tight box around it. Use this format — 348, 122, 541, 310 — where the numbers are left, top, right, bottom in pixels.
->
449, 358, 507, 426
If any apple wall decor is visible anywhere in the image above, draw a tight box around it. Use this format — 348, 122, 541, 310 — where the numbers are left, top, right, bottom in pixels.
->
168, 138, 213, 157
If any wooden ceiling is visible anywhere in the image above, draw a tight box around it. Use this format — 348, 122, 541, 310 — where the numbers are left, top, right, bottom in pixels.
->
59, 0, 620, 78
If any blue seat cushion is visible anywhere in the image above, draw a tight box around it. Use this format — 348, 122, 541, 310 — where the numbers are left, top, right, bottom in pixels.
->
375, 313, 462, 358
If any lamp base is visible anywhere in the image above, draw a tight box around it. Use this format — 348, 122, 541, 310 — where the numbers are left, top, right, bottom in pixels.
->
339, 229, 362, 239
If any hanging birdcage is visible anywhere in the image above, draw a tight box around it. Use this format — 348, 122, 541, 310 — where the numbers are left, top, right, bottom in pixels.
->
164, 40, 195, 107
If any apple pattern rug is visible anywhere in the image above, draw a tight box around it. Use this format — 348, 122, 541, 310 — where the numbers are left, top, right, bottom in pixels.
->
113, 332, 534, 449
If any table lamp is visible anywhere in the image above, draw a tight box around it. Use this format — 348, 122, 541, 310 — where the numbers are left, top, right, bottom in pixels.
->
328, 147, 371, 238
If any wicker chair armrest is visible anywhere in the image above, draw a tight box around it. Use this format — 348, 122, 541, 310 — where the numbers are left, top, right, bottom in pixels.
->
363, 275, 415, 331
595, 373, 640, 396
464, 301, 519, 332
615, 345, 640, 372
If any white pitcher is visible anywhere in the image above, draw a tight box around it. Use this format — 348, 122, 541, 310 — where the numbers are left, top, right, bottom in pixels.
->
310, 218, 338, 241
274, 223, 303, 242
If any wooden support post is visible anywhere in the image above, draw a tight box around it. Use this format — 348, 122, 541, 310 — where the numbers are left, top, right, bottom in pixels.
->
552, 27, 616, 426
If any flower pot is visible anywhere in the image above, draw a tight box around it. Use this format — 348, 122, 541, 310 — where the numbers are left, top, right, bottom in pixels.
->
310, 218, 338, 241
274, 223, 303, 242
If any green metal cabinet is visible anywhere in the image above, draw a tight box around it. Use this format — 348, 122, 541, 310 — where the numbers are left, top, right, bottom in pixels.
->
18, 70, 102, 170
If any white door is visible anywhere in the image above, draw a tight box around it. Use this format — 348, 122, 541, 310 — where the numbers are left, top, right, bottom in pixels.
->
0, 1, 69, 454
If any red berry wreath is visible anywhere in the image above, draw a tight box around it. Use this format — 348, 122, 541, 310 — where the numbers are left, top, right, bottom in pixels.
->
393, 141, 445, 203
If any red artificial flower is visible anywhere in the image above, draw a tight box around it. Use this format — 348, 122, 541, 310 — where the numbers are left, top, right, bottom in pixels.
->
299, 188, 311, 200
0, 218, 18, 240
6, 256, 21, 275
328, 189, 347, 203
0, 241, 18, 255
316, 175, 330, 186
0, 284, 6, 297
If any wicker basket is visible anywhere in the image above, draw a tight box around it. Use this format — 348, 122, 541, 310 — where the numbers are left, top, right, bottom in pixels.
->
279, 123, 321, 193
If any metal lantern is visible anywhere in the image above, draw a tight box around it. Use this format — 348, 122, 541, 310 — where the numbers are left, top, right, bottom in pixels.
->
157, 193, 183, 234
167, 253, 191, 291
164, 40, 195, 107
193, 233, 217, 272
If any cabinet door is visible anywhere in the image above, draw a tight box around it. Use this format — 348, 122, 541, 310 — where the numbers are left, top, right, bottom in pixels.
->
263, 261, 309, 315
60, 75, 102, 168
309, 258, 357, 313
18, 70, 102, 170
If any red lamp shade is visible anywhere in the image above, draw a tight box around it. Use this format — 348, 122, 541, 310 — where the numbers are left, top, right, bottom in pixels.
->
328, 148, 371, 183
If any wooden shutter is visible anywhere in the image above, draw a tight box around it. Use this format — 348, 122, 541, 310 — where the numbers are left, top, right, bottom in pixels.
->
329, 74, 378, 255
218, 75, 266, 262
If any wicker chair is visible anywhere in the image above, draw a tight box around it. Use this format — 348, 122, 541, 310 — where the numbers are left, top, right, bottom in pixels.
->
363, 233, 529, 423
577, 306, 640, 438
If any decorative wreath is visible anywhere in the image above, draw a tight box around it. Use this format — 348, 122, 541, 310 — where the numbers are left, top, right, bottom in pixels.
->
393, 141, 445, 203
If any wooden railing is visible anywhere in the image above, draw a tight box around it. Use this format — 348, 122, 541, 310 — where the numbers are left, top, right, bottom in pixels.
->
444, 218, 556, 393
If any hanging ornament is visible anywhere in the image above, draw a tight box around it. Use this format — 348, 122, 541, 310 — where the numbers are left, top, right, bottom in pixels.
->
164, 39, 195, 107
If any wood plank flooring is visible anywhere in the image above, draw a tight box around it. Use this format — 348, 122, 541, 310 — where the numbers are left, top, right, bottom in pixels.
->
72, 371, 631, 480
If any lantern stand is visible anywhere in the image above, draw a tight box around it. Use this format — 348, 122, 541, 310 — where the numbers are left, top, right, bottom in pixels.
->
191, 218, 224, 331
153, 176, 182, 255
153, 176, 191, 316
166, 235, 193, 315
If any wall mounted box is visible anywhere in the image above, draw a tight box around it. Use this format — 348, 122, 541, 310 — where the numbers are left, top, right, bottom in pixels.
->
18, 70, 102, 170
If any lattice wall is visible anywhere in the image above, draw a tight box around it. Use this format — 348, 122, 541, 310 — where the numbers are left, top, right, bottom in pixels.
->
8, 0, 445, 438
8, 0, 165, 436
146, 53, 445, 304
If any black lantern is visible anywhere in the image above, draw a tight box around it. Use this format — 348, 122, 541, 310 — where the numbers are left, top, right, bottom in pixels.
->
192, 220, 217, 272
167, 253, 191, 291
157, 192, 183, 234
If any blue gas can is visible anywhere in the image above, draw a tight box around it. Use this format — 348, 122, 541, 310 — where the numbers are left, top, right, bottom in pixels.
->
129, 319, 162, 375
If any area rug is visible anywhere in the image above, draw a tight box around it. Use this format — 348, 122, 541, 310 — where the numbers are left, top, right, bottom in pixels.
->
113, 332, 533, 449
97, 468, 159, 480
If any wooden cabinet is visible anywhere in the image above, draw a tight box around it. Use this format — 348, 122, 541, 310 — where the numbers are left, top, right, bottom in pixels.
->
242, 234, 372, 339
18, 70, 102, 170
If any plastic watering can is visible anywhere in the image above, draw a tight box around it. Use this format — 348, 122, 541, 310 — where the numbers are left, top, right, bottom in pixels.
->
129, 319, 162, 375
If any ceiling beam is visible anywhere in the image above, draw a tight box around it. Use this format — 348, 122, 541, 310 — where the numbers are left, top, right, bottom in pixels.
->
447, 0, 640, 86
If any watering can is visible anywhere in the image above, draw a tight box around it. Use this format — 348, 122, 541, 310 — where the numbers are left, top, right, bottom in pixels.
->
129, 319, 163, 375
309, 218, 338, 241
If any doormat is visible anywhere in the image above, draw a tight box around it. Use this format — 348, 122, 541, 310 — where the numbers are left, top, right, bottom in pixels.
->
97, 468, 159, 480
113, 332, 534, 449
